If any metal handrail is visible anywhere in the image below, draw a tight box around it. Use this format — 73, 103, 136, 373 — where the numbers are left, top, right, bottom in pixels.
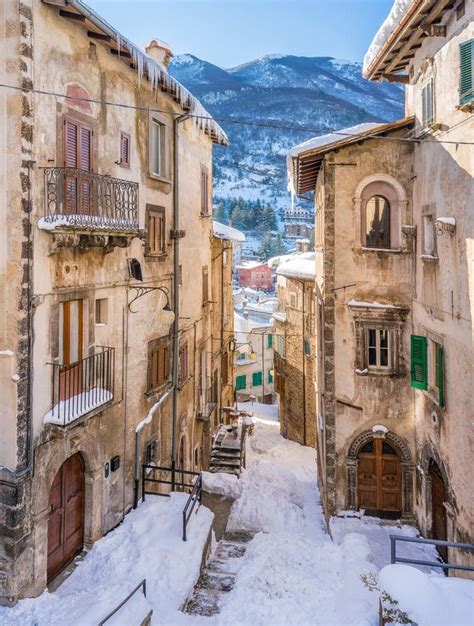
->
98, 579, 147, 625
182, 473, 203, 541
390, 534, 474, 573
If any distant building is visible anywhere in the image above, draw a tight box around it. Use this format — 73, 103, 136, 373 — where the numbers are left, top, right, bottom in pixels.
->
213, 220, 246, 267
283, 207, 315, 243
236, 261, 273, 292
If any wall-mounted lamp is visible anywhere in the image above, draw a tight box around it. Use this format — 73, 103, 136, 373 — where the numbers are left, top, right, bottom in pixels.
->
127, 258, 175, 325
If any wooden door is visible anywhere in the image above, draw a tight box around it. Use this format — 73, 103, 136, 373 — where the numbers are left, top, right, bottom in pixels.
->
357, 439, 401, 514
59, 300, 84, 402
430, 463, 448, 561
47, 454, 85, 582
64, 117, 92, 215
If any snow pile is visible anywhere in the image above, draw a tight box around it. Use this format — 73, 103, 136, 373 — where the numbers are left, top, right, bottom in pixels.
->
276, 252, 315, 280
0, 494, 213, 626
436, 217, 456, 226
363, 0, 415, 74
202, 471, 243, 499
43, 389, 113, 425
379, 563, 474, 626
213, 220, 246, 242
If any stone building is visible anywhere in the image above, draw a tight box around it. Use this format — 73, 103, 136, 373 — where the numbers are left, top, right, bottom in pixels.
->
234, 312, 274, 404
282, 206, 315, 244
0, 0, 227, 602
272, 252, 316, 447
365, 0, 474, 569
289, 118, 416, 521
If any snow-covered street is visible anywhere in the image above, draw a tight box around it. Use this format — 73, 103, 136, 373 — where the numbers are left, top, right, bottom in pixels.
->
1, 405, 472, 626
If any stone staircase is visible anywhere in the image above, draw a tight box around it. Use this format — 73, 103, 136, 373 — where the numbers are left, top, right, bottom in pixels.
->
183, 530, 255, 616
208, 425, 243, 476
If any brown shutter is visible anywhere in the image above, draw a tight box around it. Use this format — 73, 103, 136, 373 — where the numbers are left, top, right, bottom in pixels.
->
202, 267, 209, 303
120, 133, 130, 166
65, 120, 78, 167
79, 127, 92, 171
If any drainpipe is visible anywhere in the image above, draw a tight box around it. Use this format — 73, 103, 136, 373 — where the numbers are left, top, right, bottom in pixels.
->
171, 114, 189, 491
301, 279, 307, 446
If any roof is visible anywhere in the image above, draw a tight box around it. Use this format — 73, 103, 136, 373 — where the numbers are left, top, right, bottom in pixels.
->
288, 117, 414, 195
363, 0, 456, 81
276, 252, 315, 281
236, 261, 271, 271
213, 221, 246, 242
45, 0, 228, 146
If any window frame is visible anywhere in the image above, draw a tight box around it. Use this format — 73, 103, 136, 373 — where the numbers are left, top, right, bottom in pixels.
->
147, 335, 171, 393
95, 297, 108, 326
366, 328, 391, 371
459, 39, 474, 105
149, 114, 170, 181
145, 205, 166, 257
421, 213, 438, 259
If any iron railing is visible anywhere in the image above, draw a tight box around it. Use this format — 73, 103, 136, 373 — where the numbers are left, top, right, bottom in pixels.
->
43, 167, 139, 230
390, 534, 474, 573
98, 579, 148, 625
49, 347, 115, 426
141, 464, 202, 541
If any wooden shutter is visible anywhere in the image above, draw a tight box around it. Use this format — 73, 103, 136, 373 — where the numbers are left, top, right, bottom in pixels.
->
202, 267, 209, 303
267, 334, 273, 348
460, 40, 474, 104
236, 374, 246, 391
65, 120, 78, 167
422, 80, 434, 127
201, 168, 209, 215
252, 371, 262, 386
437, 345, 445, 407
410, 335, 427, 390
179, 342, 188, 384
120, 132, 130, 166
147, 208, 165, 255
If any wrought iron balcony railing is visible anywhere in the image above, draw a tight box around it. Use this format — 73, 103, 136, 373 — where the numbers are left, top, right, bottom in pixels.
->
47, 347, 115, 426
43, 167, 139, 231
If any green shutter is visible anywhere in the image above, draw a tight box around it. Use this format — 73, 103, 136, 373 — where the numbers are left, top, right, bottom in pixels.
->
304, 339, 310, 356
268, 369, 273, 383
460, 40, 474, 104
236, 374, 246, 391
267, 334, 273, 348
252, 371, 262, 387
411, 335, 428, 389
437, 345, 445, 407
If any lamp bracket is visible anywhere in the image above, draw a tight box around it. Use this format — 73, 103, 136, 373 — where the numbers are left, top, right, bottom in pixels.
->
128, 285, 170, 313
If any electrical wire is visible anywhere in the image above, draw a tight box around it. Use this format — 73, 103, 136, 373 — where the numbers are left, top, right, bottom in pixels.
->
1, 81, 473, 146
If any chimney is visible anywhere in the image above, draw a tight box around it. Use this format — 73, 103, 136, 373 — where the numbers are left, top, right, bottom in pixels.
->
295, 239, 303, 253
301, 239, 310, 253
144, 39, 174, 71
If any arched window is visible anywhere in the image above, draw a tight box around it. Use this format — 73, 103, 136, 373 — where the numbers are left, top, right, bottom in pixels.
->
365, 195, 391, 248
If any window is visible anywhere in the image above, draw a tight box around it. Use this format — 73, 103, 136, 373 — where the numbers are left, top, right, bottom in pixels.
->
421, 79, 434, 128
459, 39, 474, 105
202, 266, 209, 304
236, 374, 246, 391
252, 371, 262, 387
237, 352, 246, 361
120, 131, 130, 167
422, 215, 437, 257
148, 336, 170, 391
268, 369, 273, 383
276, 335, 285, 357
267, 334, 273, 348
410, 335, 427, 390
146, 206, 165, 256
95, 298, 108, 325
365, 195, 391, 248
367, 328, 390, 369
146, 440, 158, 464
201, 166, 210, 215
179, 342, 189, 386
194, 446, 200, 468
150, 117, 167, 178
290, 292, 297, 308
428, 338, 445, 407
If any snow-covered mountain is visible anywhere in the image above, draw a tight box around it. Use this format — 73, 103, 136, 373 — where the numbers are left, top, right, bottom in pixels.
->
170, 54, 405, 211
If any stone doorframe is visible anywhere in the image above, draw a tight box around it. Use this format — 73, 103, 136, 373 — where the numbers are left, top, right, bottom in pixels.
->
346, 428, 415, 520
418, 443, 455, 541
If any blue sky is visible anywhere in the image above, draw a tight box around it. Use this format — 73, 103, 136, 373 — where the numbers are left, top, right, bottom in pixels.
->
86, 0, 393, 68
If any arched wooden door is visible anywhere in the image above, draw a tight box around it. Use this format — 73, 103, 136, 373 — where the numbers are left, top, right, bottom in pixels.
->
47, 454, 85, 582
429, 461, 448, 561
357, 439, 401, 515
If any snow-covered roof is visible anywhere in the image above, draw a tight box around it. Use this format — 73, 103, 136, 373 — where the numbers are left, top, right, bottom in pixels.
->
59, 0, 228, 146
276, 252, 315, 281
288, 117, 414, 196
363, 0, 458, 80
236, 261, 270, 270
213, 221, 246, 242
347, 299, 406, 310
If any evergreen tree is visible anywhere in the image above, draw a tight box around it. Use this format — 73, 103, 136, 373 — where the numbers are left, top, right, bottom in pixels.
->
214, 201, 227, 223
258, 232, 286, 260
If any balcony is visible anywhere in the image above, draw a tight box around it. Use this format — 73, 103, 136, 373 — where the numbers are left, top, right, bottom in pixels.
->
40, 168, 139, 252
45, 347, 115, 426
197, 386, 218, 421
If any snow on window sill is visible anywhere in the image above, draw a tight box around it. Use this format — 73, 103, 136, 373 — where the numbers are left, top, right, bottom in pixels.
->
421, 254, 438, 261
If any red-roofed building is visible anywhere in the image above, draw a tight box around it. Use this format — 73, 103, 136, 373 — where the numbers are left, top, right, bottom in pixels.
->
236, 261, 273, 292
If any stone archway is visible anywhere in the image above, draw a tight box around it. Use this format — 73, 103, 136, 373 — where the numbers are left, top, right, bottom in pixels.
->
347, 428, 414, 519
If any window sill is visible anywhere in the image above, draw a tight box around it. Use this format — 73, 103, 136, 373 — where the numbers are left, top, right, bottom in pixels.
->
421, 254, 438, 262
148, 173, 172, 185
199, 213, 211, 219
361, 247, 401, 254
144, 253, 168, 262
